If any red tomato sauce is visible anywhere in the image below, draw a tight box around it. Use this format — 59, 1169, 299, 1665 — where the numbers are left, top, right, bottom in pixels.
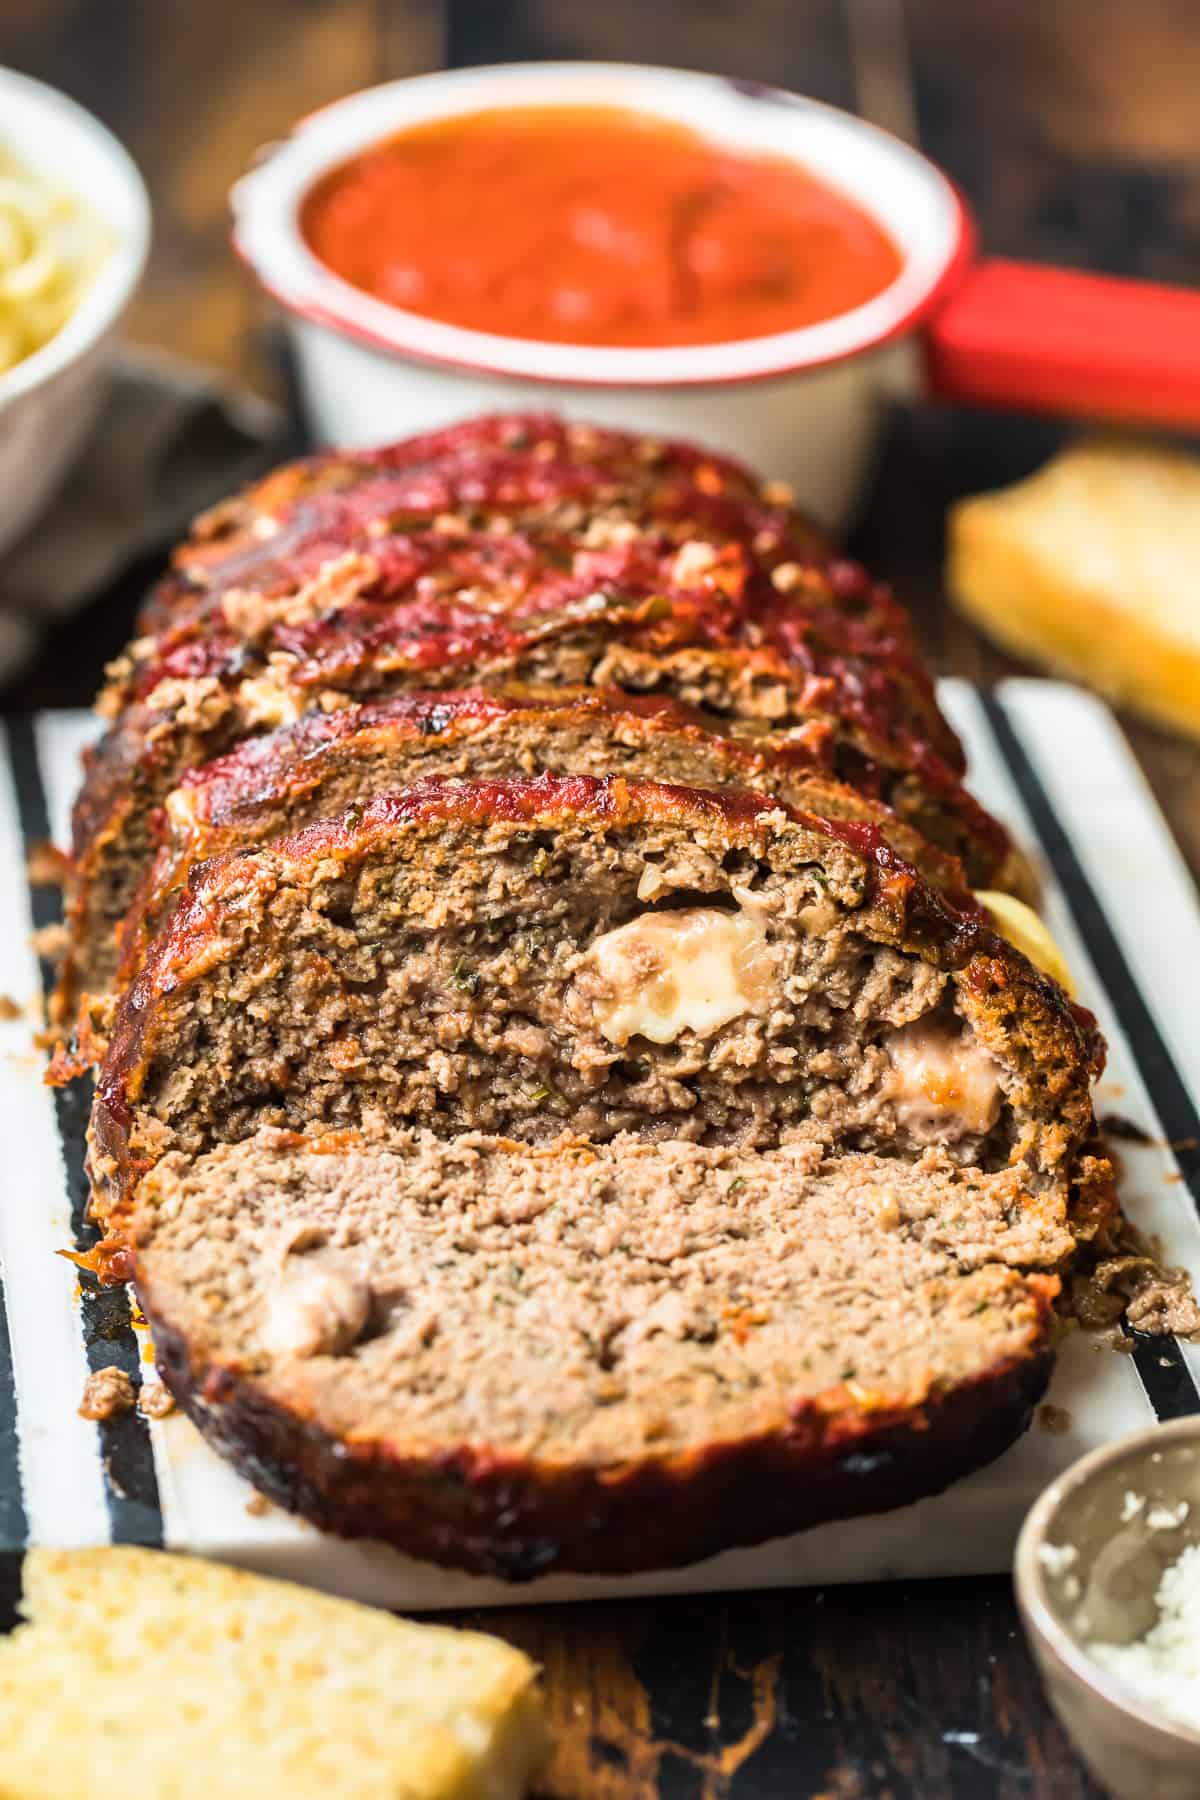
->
300, 106, 903, 348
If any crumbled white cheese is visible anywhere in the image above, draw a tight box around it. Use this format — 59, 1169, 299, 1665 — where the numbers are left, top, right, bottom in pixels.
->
1120, 1490, 1146, 1523
237, 671, 304, 729
1146, 1501, 1190, 1532
635, 863, 667, 903
164, 785, 201, 833
1090, 1542, 1200, 1731
1038, 1541, 1078, 1576
671, 540, 718, 586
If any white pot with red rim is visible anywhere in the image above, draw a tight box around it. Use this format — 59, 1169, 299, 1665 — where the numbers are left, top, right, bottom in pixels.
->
232, 61, 1200, 529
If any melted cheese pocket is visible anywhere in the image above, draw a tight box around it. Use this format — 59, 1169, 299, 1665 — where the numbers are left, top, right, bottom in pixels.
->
263, 1257, 370, 1360
583, 907, 777, 1046
884, 1020, 1003, 1139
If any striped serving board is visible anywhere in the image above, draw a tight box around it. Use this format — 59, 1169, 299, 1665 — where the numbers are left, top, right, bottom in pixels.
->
0, 679, 1197, 1611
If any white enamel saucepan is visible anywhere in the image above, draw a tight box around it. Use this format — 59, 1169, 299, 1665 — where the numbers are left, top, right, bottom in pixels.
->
232, 62, 1200, 528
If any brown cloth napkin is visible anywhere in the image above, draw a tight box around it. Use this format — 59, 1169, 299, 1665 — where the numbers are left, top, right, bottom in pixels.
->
0, 345, 287, 682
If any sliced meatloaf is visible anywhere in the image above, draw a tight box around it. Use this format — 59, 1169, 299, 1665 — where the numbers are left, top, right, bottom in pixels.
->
64, 413, 1030, 1004
114, 1128, 1063, 1576
108, 411, 923, 733
583, 638, 1026, 895
69, 594, 962, 988
69, 622, 1006, 1003
101, 685, 967, 1025
90, 775, 1110, 1237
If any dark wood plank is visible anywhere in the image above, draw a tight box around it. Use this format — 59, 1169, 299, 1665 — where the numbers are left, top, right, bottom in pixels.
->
447, 0, 856, 111
464, 1578, 1102, 1797
907, 0, 1200, 282
380, 0, 446, 73
908, 0, 1200, 165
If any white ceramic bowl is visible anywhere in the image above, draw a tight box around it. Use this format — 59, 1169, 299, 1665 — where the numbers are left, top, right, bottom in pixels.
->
0, 68, 150, 557
1016, 1419, 1200, 1800
232, 63, 970, 528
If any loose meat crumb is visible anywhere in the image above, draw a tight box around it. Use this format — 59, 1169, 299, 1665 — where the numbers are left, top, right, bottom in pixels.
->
1124, 1264, 1200, 1338
137, 1380, 175, 1419
0, 995, 21, 1020
1071, 1221, 1200, 1339
31, 924, 69, 962
26, 842, 68, 887
78, 1366, 134, 1421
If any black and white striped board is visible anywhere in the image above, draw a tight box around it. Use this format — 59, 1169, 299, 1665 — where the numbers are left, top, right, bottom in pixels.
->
0, 680, 1197, 1610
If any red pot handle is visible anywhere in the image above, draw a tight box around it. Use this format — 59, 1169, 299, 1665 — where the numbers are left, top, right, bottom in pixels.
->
923, 257, 1200, 429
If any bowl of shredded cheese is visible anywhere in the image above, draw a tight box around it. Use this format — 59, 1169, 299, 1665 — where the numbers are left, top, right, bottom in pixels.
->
1016, 1417, 1200, 1800
0, 67, 149, 555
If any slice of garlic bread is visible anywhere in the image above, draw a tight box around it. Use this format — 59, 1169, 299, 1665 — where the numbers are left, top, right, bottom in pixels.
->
0, 1548, 547, 1800
948, 438, 1200, 741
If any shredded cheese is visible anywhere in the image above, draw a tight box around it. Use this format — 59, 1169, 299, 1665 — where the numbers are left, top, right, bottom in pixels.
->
0, 141, 110, 375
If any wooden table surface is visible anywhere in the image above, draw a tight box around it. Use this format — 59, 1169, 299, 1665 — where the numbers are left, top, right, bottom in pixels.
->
3, 3, 1199, 1794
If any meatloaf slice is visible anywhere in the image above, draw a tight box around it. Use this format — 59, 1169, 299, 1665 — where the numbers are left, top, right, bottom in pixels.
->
65, 414, 993, 1002
103, 685, 967, 1019
584, 639, 1029, 896
68, 624, 999, 1005
66, 596, 1015, 1010
90, 775, 1108, 1233
110, 411, 922, 730
120, 1129, 1063, 1577
70, 590, 964, 1000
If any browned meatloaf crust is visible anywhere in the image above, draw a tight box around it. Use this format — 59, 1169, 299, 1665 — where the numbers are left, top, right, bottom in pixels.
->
135, 412, 842, 638
106, 684, 969, 1015
90, 775, 1111, 1240
120, 1129, 1063, 1577
63, 415, 1028, 1004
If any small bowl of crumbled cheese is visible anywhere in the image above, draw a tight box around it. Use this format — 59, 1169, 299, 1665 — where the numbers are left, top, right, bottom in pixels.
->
1016, 1417, 1200, 1800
